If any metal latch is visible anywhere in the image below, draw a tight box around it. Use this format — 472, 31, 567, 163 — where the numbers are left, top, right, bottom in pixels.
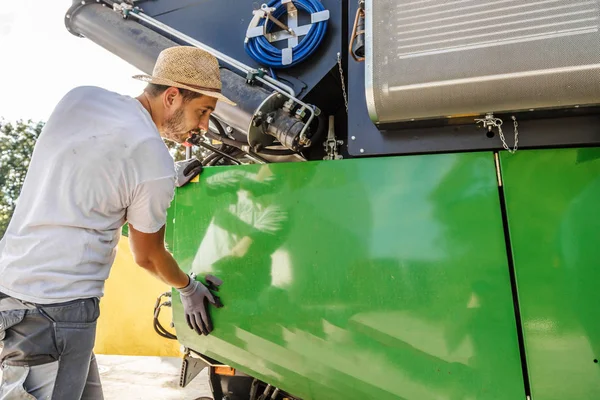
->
475, 113, 519, 154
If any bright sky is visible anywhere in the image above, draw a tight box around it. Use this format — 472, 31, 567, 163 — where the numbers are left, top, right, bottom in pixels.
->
0, 0, 146, 123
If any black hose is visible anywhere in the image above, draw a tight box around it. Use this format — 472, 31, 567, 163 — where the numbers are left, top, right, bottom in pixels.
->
153, 293, 177, 340
203, 152, 219, 165
154, 310, 176, 340
208, 144, 241, 166
310, 113, 327, 145
209, 115, 228, 138
188, 135, 242, 165
208, 155, 223, 166
205, 130, 245, 149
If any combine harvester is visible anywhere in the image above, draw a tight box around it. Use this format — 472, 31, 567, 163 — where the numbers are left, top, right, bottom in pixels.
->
65, 1, 600, 399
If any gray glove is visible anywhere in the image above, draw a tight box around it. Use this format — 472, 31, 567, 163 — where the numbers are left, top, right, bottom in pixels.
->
178, 275, 223, 335
175, 158, 203, 187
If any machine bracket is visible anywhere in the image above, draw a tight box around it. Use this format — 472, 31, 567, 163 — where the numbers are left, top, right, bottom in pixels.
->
179, 350, 209, 388
323, 115, 343, 160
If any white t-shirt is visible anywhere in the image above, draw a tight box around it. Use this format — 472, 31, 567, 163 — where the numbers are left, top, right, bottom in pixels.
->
0, 86, 176, 304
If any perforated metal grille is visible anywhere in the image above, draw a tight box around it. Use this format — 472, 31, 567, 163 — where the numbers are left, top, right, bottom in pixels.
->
366, 0, 600, 123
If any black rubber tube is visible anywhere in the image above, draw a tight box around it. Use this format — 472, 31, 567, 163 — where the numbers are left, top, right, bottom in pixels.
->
188, 135, 242, 165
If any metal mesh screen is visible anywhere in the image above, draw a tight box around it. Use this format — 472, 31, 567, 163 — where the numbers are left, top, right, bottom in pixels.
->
366, 0, 600, 123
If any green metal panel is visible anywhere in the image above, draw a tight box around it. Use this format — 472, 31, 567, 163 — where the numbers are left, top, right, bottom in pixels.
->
170, 153, 525, 400
500, 148, 600, 400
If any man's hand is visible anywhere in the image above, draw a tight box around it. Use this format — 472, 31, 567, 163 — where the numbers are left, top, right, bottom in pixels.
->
175, 157, 203, 187
178, 276, 223, 335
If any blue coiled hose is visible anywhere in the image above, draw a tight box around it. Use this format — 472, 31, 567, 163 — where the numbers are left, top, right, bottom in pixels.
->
244, 0, 328, 69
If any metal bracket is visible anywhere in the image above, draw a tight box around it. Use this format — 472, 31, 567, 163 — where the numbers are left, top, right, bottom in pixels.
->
282, 48, 293, 65
113, 2, 139, 18
312, 10, 330, 23
179, 351, 209, 388
475, 113, 500, 132
283, 0, 299, 48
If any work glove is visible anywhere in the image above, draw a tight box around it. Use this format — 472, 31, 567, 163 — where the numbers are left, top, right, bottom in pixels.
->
175, 157, 203, 187
178, 275, 223, 335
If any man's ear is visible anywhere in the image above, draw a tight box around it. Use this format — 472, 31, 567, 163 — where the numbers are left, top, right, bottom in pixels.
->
163, 87, 181, 109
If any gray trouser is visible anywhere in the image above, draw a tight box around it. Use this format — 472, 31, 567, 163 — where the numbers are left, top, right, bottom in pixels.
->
0, 294, 103, 400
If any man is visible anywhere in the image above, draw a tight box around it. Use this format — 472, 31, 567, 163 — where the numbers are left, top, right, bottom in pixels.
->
0, 46, 235, 399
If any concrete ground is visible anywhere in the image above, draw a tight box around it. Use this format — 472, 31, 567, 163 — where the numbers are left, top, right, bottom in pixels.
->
0, 355, 214, 400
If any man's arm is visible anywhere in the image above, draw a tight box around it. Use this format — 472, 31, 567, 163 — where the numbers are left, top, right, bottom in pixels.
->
124, 143, 221, 335
128, 223, 189, 289
128, 222, 221, 335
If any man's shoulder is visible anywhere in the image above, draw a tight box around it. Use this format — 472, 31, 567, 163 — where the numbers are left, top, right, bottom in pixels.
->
59, 86, 152, 132
63, 85, 117, 100
53, 86, 127, 114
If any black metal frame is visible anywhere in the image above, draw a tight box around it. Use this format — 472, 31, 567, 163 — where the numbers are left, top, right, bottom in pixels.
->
345, 1, 600, 157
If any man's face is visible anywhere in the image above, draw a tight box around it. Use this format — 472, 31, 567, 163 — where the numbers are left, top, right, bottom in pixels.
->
161, 90, 218, 144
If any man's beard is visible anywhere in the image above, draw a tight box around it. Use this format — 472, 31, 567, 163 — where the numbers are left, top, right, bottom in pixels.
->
164, 107, 188, 143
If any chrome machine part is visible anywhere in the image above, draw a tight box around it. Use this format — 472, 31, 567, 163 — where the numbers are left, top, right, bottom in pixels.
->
323, 115, 343, 160
248, 93, 287, 149
365, 0, 600, 124
264, 109, 306, 151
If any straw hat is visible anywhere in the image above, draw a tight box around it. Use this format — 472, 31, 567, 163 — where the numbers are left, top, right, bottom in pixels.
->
133, 46, 236, 106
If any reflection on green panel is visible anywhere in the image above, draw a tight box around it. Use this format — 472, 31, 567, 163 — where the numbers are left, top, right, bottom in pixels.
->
501, 148, 600, 400
170, 153, 525, 400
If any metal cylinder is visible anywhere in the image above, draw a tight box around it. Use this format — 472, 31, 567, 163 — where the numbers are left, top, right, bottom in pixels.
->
216, 69, 273, 135
65, 3, 269, 135
265, 110, 305, 151
66, 3, 173, 74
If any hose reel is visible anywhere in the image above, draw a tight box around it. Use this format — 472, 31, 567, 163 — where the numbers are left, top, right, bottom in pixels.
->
244, 0, 329, 68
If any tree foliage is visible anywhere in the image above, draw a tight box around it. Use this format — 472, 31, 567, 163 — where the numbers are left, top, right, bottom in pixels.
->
0, 119, 44, 237
164, 140, 187, 162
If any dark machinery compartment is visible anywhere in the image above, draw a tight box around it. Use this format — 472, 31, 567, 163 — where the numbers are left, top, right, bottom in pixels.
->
65, 0, 600, 158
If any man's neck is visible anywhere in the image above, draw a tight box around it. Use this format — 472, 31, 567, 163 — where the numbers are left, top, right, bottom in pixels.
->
136, 93, 162, 132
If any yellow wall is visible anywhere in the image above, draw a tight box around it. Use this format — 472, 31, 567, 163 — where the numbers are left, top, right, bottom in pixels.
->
94, 236, 181, 357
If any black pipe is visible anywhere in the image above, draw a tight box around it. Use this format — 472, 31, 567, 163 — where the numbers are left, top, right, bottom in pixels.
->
305, 112, 327, 146
188, 135, 241, 165
203, 152, 220, 166
209, 115, 228, 138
